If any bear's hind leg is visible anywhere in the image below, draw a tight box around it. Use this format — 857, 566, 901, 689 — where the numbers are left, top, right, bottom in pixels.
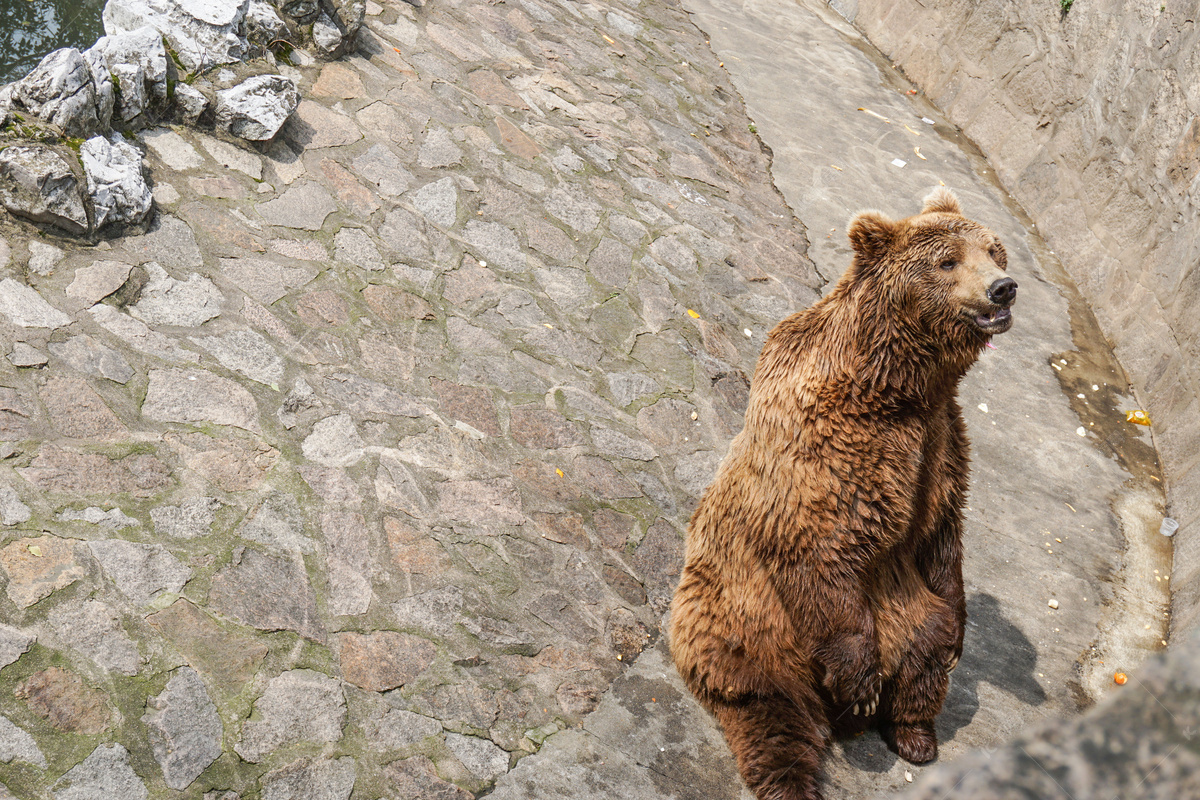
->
879, 613, 955, 765
714, 692, 831, 800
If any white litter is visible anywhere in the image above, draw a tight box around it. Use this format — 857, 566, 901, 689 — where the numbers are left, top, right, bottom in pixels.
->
891, 158, 907, 168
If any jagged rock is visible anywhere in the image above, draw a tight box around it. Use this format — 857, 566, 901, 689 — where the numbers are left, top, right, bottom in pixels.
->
278, 0, 319, 20
89, 27, 169, 97
0, 146, 89, 235
12, 48, 106, 137
312, 13, 344, 59
87, 27, 169, 121
142, 667, 222, 790
81, 134, 154, 230
245, 0, 290, 45
215, 75, 298, 141
311, 0, 364, 60
103, 0, 250, 74
173, 83, 209, 124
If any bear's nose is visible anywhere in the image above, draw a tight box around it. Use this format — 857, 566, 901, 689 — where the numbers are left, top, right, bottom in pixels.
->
987, 277, 1017, 307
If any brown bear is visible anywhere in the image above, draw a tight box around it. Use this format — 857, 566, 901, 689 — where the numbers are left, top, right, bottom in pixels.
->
669, 188, 1016, 800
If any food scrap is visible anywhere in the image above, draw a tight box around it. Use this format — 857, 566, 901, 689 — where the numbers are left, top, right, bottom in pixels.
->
1125, 410, 1151, 426
1114, 672, 1127, 685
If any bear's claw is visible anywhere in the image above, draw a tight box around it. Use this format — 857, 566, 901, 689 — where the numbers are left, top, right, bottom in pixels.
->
946, 653, 960, 674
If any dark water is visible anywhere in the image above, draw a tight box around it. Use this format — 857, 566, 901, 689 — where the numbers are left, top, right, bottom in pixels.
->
0, 0, 105, 85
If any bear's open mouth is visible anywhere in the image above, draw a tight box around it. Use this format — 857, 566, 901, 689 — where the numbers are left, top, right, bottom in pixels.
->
971, 306, 1013, 334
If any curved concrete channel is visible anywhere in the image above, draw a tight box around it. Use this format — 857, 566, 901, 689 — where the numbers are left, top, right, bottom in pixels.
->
0, 0, 1179, 798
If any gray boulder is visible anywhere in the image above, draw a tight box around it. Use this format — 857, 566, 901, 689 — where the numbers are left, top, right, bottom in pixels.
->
214, 75, 298, 141
81, 134, 154, 230
277, 0, 319, 21
87, 26, 170, 122
311, 13, 344, 59
245, 0, 290, 45
0, 146, 89, 235
103, 0, 250, 73
12, 48, 106, 137
312, 0, 364, 59
173, 84, 209, 124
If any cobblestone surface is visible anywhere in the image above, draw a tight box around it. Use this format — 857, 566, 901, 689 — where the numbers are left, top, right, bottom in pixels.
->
0, 0, 1172, 798
0, 0, 820, 796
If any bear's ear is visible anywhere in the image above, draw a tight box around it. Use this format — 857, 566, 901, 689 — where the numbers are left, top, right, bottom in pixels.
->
920, 187, 962, 216
847, 210, 897, 261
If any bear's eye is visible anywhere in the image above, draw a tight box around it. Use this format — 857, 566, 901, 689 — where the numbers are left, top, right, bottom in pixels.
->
938, 259, 956, 271
988, 244, 1001, 260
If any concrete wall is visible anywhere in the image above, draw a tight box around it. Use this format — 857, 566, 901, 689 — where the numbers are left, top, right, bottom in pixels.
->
831, 0, 1200, 634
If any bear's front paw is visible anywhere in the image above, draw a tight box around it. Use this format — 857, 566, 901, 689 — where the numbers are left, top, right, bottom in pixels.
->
945, 651, 960, 674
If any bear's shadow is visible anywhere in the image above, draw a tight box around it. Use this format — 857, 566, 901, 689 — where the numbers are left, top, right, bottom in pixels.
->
837, 592, 1046, 774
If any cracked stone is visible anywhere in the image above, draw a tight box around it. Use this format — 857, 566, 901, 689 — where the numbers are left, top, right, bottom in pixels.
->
166, 432, 278, 491
141, 129, 205, 170
130, 262, 223, 327
412, 177, 458, 227
571, 455, 639, 499
47, 599, 141, 675
87, 539, 191, 606
41, 375, 126, 439
323, 510, 371, 616
438, 479, 524, 527
632, 519, 684, 613
89, 304, 201, 364
0, 278, 72, 328
0, 485, 31, 526
418, 127, 463, 168
387, 756, 472, 800
0, 535, 85, 608
28, 241, 65, 274
258, 182, 337, 230
352, 144, 413, 196
147, 600, 268, 692
219, 255, 317, 304
0, 716, 46, 768
16, 667, 111, 734
391, 585, 463, 636
0, 624, 34, 668
208, 549, 325, 642
285, 100, 363, 149
8, 342, 47, 367
262, 757, 356, 800
323, 373, 426, 417
363, 706, 442, 749
142, 667, 222, 790
445, 732, 509, 783
239, 492, 315, 554
410, 682, 498, 732
235, 670, 346, 762
18, 446, 172, 498
339, 631, 436, 691
510, 406, 583, 449
431, 378, 499, 436
364, 284, 435, 322
191, 329, 285, 386
81, 134, 154, 230
50, 743, 146, 800
295, 289, 350, 326
151, 497, 220, 539
302, 414, 365, 467
49, 334, 135, 384
143, 368, 260, 432
0, 146, 89, 234
334, 227, 384, 270
59, 506, 138, 527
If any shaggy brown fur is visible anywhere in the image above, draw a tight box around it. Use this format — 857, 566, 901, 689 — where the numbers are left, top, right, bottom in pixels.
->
670, 189, 1016, 800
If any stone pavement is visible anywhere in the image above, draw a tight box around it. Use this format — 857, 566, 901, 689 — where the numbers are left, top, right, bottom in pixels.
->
0, 1, 1173, 800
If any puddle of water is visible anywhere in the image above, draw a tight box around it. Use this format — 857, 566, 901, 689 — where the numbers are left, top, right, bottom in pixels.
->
0, 0, 105, 84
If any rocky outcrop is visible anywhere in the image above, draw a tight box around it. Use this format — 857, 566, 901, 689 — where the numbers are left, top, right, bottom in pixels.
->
0, 0, 356, 237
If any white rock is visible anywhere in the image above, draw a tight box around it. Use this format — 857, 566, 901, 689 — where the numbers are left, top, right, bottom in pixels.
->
245, 0, 289, 44
88, 26, 169, 96
0, 485, 31, 526
0, 146, 89, 235
130, 262, 223, 327
0, 716, 47, 768
312, 13, 344, 58
104, 0, 249, 73
302, 414, 365, 467
60, 507, 139, 528
0, 278, 72, 328
12, 48, 103, 136
81, 134, 154, 230
173, 83, 209, 124
215, 74, 299, 141
87, 539, 191, 606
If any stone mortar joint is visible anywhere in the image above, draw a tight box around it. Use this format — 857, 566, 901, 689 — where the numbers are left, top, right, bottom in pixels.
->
0, 0, 395, 240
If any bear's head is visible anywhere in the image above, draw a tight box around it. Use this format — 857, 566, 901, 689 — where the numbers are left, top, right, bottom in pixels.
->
846, 188, 1017, 346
